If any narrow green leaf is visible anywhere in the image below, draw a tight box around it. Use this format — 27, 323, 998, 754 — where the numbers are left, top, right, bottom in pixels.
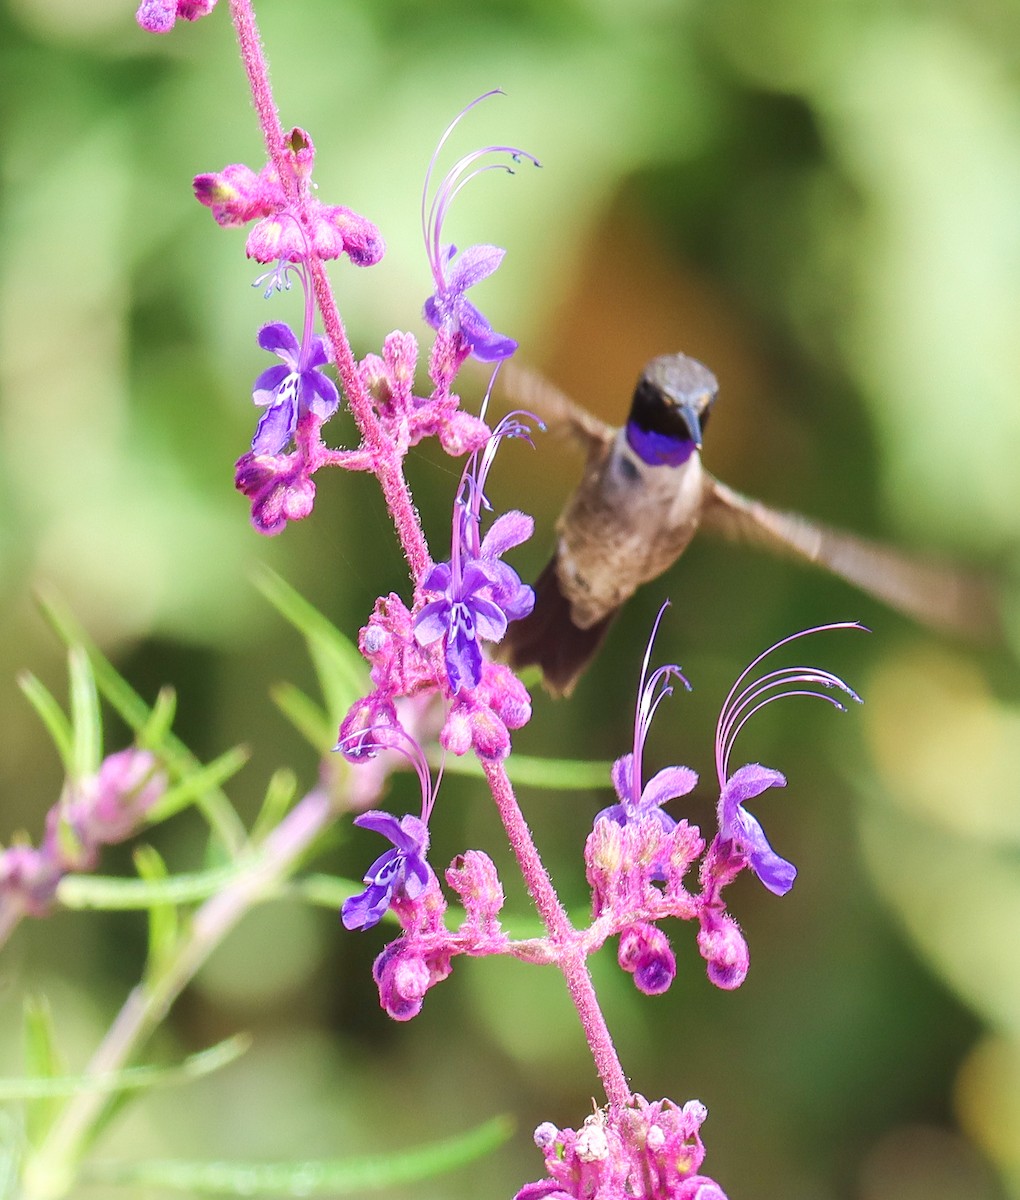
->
288, 872, 365, 912
250, 769, 298, 845
147, 745, 251, 825
22, 997, 64, 1144
0, 1036, 251, 1102
269, 681, 333, 753
16, 672, 74, 774
68, 648, 102, 780
254, 567, 367, 724
35, 589, 247, 854
439, 751, 613, 791
84, 1114, 512, 1194
133, 845, 178, 974
57, 863, 246, 910
138, 686, 178, 748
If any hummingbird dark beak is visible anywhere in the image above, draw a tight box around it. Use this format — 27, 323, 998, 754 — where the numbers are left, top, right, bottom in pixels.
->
680, 402, 703, 449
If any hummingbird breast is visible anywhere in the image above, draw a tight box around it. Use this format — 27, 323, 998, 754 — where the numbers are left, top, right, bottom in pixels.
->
555, 428, 704, 629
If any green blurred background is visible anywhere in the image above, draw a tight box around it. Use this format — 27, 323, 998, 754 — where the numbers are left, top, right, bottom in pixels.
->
3, 0, 1020, 1196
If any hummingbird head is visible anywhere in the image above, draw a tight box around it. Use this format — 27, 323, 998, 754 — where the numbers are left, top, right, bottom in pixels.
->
625, 353, 718, 467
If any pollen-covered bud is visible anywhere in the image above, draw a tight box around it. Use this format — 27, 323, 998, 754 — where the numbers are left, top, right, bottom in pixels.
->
322, 205, 385, 267
447, 850, 504, 932
234, 452, 316, 536
697, 916, 749, 990
438, 410, 491, 457
193, 164, 265, 226
246, 214, 307, 264
283, 127, 316, 185
372, 941, 451, 1022
618, 922, 676, 996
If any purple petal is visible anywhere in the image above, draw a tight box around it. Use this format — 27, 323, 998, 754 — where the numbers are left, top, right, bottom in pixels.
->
733, 808, 797, 896
445, 243, 506, 292
481, 509, 533, 557
251, 399, 296, 455
719, 763, 786, 824
257, 321, 300, 365
413, 599, 452, 646
304, 334, 331, 370
611, 753, 635, 804
302, 368, 340, 420
445, 619, 483, 692
422, 561, 453, 595
251, 363, 291, 404
341, 881, 390, 930
470, 596, 508, 643
353, 809, 407, 843
458, 300, 518, 362
641, 765, 699, 810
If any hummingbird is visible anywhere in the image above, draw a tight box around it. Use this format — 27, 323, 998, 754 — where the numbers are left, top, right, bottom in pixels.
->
499, 353, 1001, 695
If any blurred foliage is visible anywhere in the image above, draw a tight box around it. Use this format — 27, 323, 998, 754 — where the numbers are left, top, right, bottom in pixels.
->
2, 0, 1020, 1197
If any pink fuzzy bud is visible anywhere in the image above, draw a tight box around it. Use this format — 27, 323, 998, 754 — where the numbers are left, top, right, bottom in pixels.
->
697, 916, 749, 990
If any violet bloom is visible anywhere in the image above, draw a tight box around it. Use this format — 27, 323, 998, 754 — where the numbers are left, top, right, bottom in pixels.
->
596, 602, 697, 833
338, 722, 439, 931
251, 321, 338, 454
414, 413, 536, 694
341, 810, 431, 931
713, 622, 865, 896
421, 91, 540, 362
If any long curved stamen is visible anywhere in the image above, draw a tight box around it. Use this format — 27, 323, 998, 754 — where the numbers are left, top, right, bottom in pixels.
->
454, 410, 541, 561
421, 92, 541, 285
421, 90, 505, 252
714, 622, 867, 787
335, 721, 438, 822
630, 602, 690, 803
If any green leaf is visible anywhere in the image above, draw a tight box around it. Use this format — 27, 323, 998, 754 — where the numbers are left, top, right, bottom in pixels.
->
21, 996, 64, 1145
440, 751, 613, 791
35, 590, 247, 855
269, 682, 333, 753
56, 863, 247, 911
0, 1036, 251, 1102
250, 769, 299, 845
133, 845, 178, 975
68, 647, 102, 780
16, 672, 74, 774
83, 1114, 512, 1194
147, 745, 251, 826
254, 567, 368, 725
138, 686, 178, 748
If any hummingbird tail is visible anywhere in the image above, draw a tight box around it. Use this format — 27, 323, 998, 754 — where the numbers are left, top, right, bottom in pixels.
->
500, 555, 616, 697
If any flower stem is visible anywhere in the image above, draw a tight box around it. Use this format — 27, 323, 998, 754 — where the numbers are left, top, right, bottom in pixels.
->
228, 0, 430, 585
483, 761, 631, 1110
17, 789, 336, 1200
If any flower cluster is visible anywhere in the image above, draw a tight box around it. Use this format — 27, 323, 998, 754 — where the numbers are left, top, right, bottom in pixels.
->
583, 610, 864, 996
194, 128, 384, 267
136, 0, 216, 33
516, 1096, 727, 1200
338, 412, 537, 764
0, 749, 166, 919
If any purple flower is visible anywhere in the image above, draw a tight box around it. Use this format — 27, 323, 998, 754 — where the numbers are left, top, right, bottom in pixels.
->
414, 413, 536, 694
712, 621, 865, 895
597, 602, 697, 832
414, 559, 512, 693
421, 92, 539, 363
716, 763, 793, 895
341, 810, 431, 931
251, 321, 338, 454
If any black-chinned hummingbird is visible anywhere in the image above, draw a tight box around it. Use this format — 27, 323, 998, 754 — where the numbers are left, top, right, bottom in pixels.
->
500, 353, 1000, 695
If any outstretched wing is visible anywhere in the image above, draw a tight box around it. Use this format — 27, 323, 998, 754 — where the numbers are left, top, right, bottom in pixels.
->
496, 361, 614, 455
701, 474, 1002, 639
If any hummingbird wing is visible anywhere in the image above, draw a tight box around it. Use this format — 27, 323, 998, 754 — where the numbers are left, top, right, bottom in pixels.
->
700, 474, 1002, 639
495, 361, 614, 454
